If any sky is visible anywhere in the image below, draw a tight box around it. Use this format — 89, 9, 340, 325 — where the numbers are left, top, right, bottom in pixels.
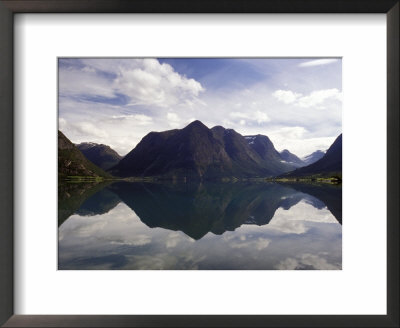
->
58, 58, 342, 157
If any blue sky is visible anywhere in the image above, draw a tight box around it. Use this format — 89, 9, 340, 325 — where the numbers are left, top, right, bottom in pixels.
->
58, 58, 342, 157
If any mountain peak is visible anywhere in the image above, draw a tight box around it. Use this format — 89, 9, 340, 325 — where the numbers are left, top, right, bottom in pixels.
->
279, 149, 304, 167
244, 134, 282, 164
302, 149, 326, 165
211, 125, 225, 131
185, 120, 208, 129
76, 142, 100, 150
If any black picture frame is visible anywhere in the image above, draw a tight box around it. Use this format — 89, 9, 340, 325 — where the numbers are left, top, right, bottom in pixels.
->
0, 0, 398, 327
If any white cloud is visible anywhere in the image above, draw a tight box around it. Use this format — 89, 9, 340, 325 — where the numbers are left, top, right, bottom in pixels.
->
81, 66, 96, 73
166, 232, 183, 248
275, 253, 341, 270
230, 110, 270, 124
110, 234, 152, 246
298, 59, 339, 67
230, 237, 271, 250
167, 112, 181, 128
268, 201, 337, 234
111, 59, 205, 108
297, 88, 342, 108
111, 114, 153, 125
272, 90, 302, 104
60, 58, 205, 109
230, 112, 248, 119
59, 66, 115, 98
75, 220, 108, 238
273, 88, 342, 109
73, 122, 109, 139
59, 117, 67, 130
253, 110, 271, 123
270, 126, 307, 140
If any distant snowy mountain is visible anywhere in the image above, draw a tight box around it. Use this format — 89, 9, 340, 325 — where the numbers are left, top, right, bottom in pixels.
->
302, 150, 326, 165
282, 135, 342, 178
279, 149, 305, 168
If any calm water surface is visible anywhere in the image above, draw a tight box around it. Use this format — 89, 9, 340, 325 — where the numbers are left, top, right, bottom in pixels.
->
58, 181, 342, 270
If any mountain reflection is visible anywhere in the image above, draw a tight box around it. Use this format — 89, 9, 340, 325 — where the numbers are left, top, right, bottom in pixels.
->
59, 181, 342, 240
284, 183, 342, 224
58, 181, 116, 226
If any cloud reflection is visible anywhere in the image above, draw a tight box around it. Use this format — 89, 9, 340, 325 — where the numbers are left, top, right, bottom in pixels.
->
59, 194, 341, 270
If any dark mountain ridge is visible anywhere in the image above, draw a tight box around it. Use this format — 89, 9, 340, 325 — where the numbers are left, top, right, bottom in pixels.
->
303, 150, 325, 165
109, 120, 296, 179
279, 149, 305, 167
77, 142, 122, 170
58, 131, 112, 179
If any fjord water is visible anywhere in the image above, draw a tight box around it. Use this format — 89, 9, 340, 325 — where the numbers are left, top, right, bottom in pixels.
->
58, 181, 342, 270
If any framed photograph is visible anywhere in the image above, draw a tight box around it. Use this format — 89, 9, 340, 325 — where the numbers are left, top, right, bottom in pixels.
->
57, 56, 343, 271
0, 0, 398, 327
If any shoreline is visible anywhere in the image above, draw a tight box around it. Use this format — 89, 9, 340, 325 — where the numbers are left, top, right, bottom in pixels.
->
59, 175, 342, 185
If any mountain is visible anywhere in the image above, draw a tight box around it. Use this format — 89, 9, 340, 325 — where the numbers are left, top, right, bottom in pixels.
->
245, 135, 282, 163
109, 120, 295, 179
279, 149, 305, 167
281, 134, 342, 178
244, 134, 297, 173
244, 135, 281, 161
302, 150, 325, 165
58, 130, 112, 179
77, 142, 122, 170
